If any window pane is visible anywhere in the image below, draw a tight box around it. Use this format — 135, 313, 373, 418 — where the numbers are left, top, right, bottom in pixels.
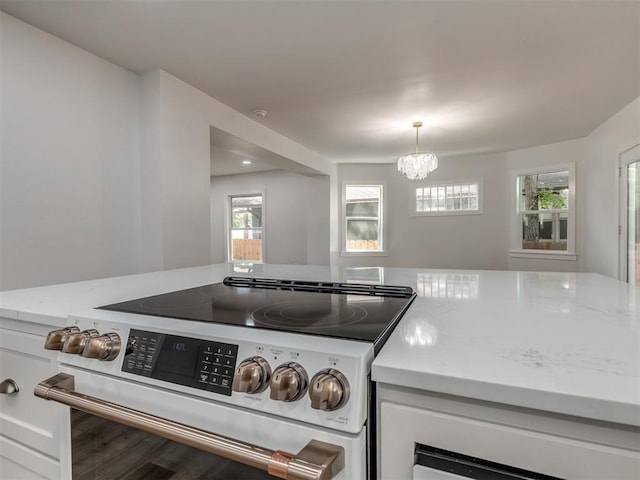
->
416, 189, 424, 211
514, 166, 573, 254
538, 213, 554, 239
232, 195, 262, 207
518, 171, 569, 211
231, 230, 263, 262
346, 200, 379, 217
346, 220, 379, 251
521, 214, 567, 251
231, 229, 262, 240
345, 185, 382, 251
346, 185, 381, 217
231, 195, 263, 228
345, 186, 381, 201
232, 206, 262, 228
559, 214, 568, 240
230, 195, 263, 262
347, 220, 378, 241
414, 182, 480, 213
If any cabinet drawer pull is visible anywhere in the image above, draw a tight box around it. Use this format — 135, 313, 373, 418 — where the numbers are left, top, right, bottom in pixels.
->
0, 378, 19, 395
34, 374, 344, 480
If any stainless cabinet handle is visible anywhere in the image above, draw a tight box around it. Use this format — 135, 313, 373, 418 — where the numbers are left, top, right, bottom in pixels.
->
0, 378, 19, 395
35, 374, 344, 480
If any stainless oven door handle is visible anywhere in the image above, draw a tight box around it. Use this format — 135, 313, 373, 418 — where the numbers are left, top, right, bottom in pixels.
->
35, 374, 344, 480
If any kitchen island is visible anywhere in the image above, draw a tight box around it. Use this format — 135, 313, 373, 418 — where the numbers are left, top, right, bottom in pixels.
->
1, 265, 638, 479
372, 269, 639, 478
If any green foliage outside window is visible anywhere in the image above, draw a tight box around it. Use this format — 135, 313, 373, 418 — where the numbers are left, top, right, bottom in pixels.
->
535, 188, 567, 210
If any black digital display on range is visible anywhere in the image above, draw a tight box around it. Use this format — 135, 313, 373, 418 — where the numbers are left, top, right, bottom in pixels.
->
155, 337, 199, 377
121, 329, 238, 396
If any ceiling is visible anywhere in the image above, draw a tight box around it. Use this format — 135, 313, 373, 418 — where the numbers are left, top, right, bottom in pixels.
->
2, 0, 638, 175
209, 126, 321, 177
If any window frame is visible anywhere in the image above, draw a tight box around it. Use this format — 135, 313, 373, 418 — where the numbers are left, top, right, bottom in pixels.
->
509, 163, 577, 260
411, 178, 484, 216
340, 182, 387, 256
227, 192, 265, 264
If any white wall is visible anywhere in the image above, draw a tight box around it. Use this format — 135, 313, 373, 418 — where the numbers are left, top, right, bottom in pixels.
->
504, 97, 640, 278
210, 171, 330, 265
140, 70, 337, 272
0, 14, 335, 290
2, 12, 636, 286
306, 175, 331, 265
138, 70, 213, 272
506, 138, 585, 273
336, 153, 509, 270
0, 13, 141, 290
583, 97, 640, 279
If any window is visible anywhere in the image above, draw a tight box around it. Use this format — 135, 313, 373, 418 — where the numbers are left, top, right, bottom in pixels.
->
229, 194, 263, 262
511, 164, 576, 258
414, 180, 483, 215
343, 184, 384, 253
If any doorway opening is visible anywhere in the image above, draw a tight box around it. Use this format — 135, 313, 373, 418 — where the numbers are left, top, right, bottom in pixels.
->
620, 144, 640, 285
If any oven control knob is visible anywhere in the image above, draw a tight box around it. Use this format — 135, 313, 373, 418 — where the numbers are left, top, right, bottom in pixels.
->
44, 326, 80, 350
62, 329, 99, 354
309, 369, 350, 411
232, 356, 271, 394
82, 332, 121, 361
269, 362, 308, 402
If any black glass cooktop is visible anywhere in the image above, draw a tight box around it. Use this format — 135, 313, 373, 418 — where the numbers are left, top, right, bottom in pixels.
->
98, 277, 416, 348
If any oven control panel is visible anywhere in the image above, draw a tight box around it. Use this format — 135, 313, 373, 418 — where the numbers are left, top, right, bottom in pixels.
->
122, 329, 238, 397
58, 309, 374, 434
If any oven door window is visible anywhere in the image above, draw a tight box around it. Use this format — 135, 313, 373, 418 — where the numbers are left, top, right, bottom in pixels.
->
71, 409, 275, 479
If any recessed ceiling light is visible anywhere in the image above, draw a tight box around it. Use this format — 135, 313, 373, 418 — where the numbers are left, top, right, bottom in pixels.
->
242, 160, 252, 165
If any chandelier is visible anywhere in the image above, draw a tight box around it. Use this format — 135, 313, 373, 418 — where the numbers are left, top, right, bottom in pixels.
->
397, 122, 438, 180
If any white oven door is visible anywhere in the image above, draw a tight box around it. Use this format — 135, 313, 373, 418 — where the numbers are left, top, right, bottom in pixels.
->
36, 366, 366, 480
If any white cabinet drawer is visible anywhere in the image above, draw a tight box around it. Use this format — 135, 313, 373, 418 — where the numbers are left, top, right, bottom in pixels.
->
381, 401, 640, 479
0, 328, 62, 458
0, 435, 59, 479
413, 464, 465, 479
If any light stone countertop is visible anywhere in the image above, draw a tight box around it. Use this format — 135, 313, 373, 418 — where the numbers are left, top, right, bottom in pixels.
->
1, 264, 637, 426
372, 269, 639, 427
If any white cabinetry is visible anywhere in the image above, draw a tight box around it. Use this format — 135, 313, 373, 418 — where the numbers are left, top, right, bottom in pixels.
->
413, 464, 468, 480
377, 384, 640, 480
0, 319, 61, 479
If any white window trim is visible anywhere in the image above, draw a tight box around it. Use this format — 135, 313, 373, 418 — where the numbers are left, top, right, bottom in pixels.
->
509, 163, 576, 260
340, 181, 387, 256
410, 178, 484, 216
226, 191, 266, 264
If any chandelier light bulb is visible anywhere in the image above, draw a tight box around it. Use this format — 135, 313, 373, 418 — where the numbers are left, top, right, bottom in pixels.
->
397, 121, 438, 180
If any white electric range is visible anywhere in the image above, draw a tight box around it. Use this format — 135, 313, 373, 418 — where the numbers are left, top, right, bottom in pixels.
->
36, 276, 415, 480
